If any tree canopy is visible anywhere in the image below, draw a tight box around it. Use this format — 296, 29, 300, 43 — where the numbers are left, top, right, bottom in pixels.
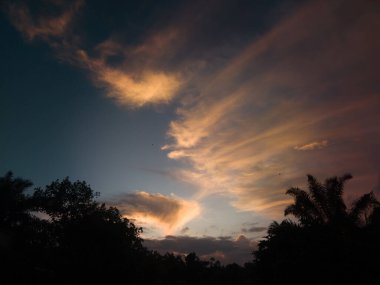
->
0, 172, 251, 285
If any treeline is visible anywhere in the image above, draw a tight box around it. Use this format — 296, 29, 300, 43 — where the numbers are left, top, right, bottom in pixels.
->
0, 172, 251, 284
1, 172, 380, 284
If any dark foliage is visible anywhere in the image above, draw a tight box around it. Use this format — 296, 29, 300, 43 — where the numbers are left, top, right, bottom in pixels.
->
253, 174, 380, 285
0, 172, 250, 285
1, 171, 379, 284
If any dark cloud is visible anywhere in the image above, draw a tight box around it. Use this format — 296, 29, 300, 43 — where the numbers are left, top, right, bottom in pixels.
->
241, 222, 268, 234
180, 226, 189, 234
144, 235, 257, 265
242, 227, 267, 233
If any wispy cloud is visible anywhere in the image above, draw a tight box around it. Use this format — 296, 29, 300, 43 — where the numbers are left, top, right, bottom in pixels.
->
163, 0, 380, 216
144, 235, 257, 265
7, 0, 380, 225
6, 0, 183, 108
110, 192, 201, 235
7, 0, 83, 41
75, 49, 181, 107
294, 140, 328, 151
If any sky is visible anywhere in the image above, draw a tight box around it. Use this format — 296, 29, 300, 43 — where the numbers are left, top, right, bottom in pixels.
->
1, 0, 379, 264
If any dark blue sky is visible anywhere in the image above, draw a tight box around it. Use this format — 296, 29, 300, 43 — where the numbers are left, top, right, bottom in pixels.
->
1, 8, 182, 195
0, 0, 288, 189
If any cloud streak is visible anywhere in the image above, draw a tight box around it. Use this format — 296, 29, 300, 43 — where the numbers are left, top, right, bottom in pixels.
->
241, 226, 267, 234
110, 192, 201, 235
7, 0, 380, 229
163, 0, 380, 216
294, 140, 328, 151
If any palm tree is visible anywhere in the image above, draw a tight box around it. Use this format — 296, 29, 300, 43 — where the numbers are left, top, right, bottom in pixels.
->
284, 174, 380, 227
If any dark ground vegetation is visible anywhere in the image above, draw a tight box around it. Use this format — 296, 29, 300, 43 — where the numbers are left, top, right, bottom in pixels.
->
1, 172, 379, 284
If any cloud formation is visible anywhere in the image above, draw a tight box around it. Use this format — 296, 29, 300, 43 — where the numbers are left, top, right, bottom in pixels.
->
75, 49, 181, 107
7, 0, 380, 230
163, 0, 380, 216
7, 0, 83, 41
144, 235, 257, 265
7, 0, 182, 108
294, 140, 328, 151
110, 192, 201, 235
241, 226, 267, 234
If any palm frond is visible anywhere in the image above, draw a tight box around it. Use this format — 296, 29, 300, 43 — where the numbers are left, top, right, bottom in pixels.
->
307, 174, 328, 222
285, 186, 321, 225
324, 174, 352, 222
349, 191, 380, 225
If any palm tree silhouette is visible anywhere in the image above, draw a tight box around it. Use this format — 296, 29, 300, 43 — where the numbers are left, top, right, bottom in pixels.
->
284, 174, 379, 227
253, 174, 380, 284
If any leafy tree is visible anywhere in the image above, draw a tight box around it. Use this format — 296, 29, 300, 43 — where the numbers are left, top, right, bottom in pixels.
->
31, 177, 99, 222
30, 178, 145, 283
0, 173, 148, 284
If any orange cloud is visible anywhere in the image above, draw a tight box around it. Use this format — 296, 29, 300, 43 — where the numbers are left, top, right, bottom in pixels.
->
100, 69, 180, 107
110, 192, 201, 235
7, 0, 380, 219
7, 1, 183, 108
77, 49, 181, 107
163, 0, 380, 217
7, 0, 83, 41
294, 140, 328, 151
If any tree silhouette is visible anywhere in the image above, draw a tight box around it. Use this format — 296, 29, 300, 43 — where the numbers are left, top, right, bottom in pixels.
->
253, 174, 380, 284
1, 171, 257, 284
0, 172, 51, 284
8, 170, 380, 284
31, 177, 99, 221
284, 174, 380, 227
0, 173, 149, 284
0, 171, 33, 227
30, 177, 145, 284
